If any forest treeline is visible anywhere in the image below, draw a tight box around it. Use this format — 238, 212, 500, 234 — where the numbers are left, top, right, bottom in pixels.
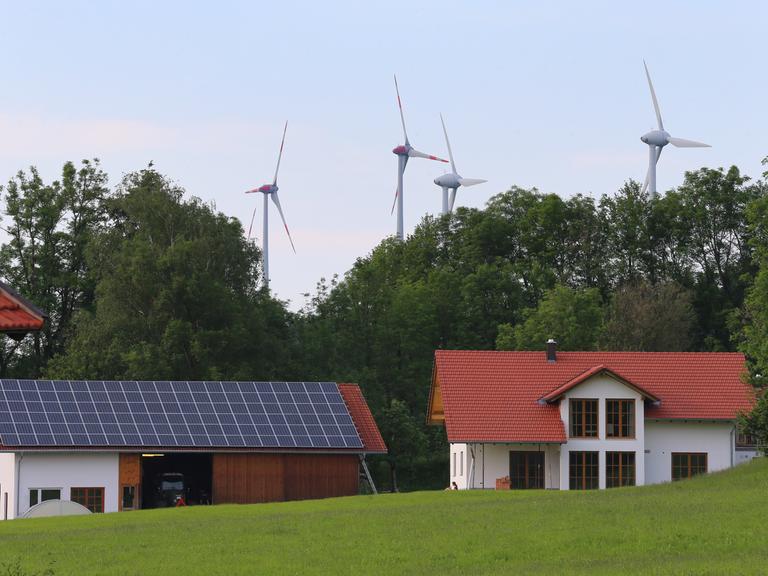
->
2, 158, 768, 490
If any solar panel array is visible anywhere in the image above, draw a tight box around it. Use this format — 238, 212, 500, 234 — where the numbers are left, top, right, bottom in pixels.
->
0, 380, 363, 450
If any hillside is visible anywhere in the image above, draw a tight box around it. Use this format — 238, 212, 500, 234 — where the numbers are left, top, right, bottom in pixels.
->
1, 459, 767, 575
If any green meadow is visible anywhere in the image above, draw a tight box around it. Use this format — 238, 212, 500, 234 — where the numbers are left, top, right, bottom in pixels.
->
1, 459, 767, 575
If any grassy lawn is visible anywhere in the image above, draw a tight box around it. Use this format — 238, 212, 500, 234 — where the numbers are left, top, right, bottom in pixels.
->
0, 459, 767, 575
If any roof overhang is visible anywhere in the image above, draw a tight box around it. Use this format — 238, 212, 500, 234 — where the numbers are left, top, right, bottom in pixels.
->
427, 362, 444, 425
539, 365, 661, 403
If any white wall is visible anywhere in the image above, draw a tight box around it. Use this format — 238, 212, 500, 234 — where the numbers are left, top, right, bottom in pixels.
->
558, 375, 645, 490
451, 442, 560, 490
0, 453, 16, 520
16, 452, 119, 518
645, 421, 735, 484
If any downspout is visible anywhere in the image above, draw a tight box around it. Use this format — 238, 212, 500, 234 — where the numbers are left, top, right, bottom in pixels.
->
730, 425, 736, 467
468, 444, 475, 489
15, 452, 23, 519
482, 443, 485, 489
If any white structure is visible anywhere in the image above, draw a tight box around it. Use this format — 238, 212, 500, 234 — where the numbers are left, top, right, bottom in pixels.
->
0, 453, 118, 520
429, 346, 758, 490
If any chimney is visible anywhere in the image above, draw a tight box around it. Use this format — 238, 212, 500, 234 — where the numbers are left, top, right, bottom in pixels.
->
546, 339, 557, 362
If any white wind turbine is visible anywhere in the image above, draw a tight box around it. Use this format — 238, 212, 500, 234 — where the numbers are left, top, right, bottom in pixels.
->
640, 61, 710, 198
390, 76, 449, 240
245, 121, 296, 287
433, 114, 487, 214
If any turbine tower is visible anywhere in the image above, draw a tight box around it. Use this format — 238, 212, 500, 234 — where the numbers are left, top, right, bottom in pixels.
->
433, 114, 487, 214
640, 61, 710, 199
245, 121, 296, 287
390, 76, 448, 240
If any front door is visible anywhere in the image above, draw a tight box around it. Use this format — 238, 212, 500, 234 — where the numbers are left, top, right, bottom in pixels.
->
509, 451, 544, 489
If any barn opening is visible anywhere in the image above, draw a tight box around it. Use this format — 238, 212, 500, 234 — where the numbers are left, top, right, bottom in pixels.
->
140, 453, 212, 508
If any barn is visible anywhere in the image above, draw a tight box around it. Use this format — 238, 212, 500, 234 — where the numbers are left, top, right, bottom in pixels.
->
0, 380, 386, 519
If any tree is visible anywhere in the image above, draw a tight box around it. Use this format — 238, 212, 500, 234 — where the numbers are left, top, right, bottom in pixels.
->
378, 399, 428, 492
0, 160, 110, 376
601, 281, 695, 351
46, 167, 292, 381
496, 285, 603, 351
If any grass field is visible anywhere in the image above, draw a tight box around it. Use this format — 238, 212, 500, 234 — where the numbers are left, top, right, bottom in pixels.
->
0, 459, 767, 575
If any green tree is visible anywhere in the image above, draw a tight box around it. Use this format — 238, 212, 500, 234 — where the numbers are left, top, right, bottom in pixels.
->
46, 167, 292, 380
601, 281, 695, 351
497, 285, 603, 351
0, 160, 110, 376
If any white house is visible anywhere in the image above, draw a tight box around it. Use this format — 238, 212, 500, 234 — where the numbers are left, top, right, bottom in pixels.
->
427, 344, 758, 490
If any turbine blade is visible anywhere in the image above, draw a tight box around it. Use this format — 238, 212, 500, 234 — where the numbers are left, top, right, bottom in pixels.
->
273, 121, 288, 186
390, 187, 398, 215
440, 114, 457, 174
270, 192, 296, 253
643, 60, 664, 131
247, 205, 258, 240
458, 178, 487, 187
394, 75, 410, 146
669, 137, 711, 148
655, 145, 663, 165
449, 188, 458, 212
409, 148, 449, 162
640, 170, 649, 194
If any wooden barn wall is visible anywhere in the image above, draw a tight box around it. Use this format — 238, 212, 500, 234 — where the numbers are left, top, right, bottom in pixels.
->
212, 453, 359, 504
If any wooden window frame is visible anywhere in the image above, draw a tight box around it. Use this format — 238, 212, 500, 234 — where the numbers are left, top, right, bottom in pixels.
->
71, 487, 105, 513
671, 453, 708, 481
606, 451, 636, 488
606, 399, 636, 439
509, 451, 545, 490
569, 399, 599, 438
120, 484, 139, 511
568, 451, 599, 490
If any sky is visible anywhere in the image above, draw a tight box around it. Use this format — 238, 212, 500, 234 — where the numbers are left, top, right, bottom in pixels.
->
0, 1, 766, 308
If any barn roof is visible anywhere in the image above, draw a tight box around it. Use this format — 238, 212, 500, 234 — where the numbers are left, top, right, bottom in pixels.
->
0, 281, 47, 336
0, 380, 384, 454
339, 384, 387, 454
429, 350, 755, 444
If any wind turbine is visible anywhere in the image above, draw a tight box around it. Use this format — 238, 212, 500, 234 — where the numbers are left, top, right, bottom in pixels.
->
245, 121, 296, 287
433, 114, 487, 214
640, 61, 710, 198
390, 76, 448, 240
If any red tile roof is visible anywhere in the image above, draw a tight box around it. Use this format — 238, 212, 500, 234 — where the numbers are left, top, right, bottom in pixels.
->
432, 350, 755, 443
338, 384, 387, 454
0, 282, 46, 334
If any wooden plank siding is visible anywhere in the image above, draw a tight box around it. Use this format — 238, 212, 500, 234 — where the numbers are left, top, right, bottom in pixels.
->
212, 453, 359, 504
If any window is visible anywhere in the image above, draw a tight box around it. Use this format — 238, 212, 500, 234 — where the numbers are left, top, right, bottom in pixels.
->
509, 451, 544, 489
736, 433, 757, 450
71, 487, 105, 513
606, 452, 636, 488
459, 451, 464, 476
122, 485, 137, 511
606, 399, 635, 438
569, 451, 599, 490
671, 453, 707, 481
29, 488, 61, 508
452, 452, 456, 476
569, 399, 598, 438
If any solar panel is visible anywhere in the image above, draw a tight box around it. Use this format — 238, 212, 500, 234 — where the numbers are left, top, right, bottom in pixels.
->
0, 381, 364, 450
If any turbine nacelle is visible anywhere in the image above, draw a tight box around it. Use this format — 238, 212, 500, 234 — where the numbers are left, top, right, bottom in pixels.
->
434, 173, 461, 188
640, 129, 670, 147
246, 184, 278, 194
392, 145, 410, 156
